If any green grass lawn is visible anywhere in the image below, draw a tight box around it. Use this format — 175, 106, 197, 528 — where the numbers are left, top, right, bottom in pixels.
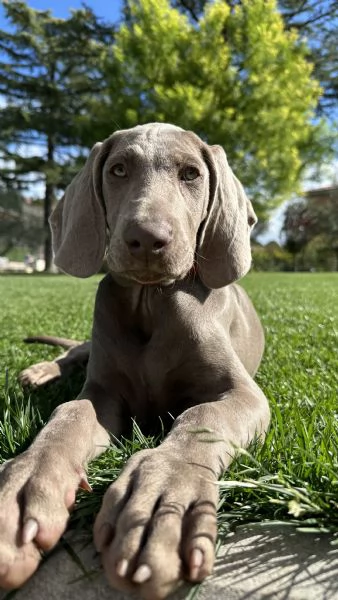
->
0, 273, 337, 541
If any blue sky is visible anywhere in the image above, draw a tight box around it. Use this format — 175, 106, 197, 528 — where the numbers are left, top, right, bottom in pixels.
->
0, 0, 123, 28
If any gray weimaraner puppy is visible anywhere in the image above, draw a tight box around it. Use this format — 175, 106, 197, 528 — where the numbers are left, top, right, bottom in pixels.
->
0, 123, 270, 600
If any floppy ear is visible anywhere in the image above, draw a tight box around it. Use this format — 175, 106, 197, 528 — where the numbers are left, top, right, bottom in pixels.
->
50, 140, 110, 278
197, 145, 257, 289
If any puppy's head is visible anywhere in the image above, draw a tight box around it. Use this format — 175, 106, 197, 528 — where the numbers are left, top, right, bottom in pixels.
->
50, 123, 256, 288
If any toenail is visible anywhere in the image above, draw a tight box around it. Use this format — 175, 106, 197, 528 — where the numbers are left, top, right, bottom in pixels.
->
132, 564, 152, 584
190, 547, 204, 580
79, 472, 92, 493
22, 518, 38, 545
116, 558, 129, 578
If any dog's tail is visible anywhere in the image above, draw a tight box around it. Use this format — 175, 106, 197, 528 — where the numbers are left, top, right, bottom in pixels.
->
24, 336, 83, 349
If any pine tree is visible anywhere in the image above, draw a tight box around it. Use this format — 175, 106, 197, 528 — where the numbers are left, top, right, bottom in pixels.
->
0, 1, 114, 270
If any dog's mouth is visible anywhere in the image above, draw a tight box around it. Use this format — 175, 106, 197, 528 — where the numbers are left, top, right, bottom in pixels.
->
114, 266, 193, 286
106, 250, 195, 286
123, 271, 176, 286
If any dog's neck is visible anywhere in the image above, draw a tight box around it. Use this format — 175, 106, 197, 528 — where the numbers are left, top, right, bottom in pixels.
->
106, 269, 210, 339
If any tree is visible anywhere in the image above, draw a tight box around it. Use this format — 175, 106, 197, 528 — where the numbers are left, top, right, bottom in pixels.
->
283, 187, 338, 270
0, 187, 43, 256
283, 200, 309, 255
0, 1, 114, 270
172, 0, 338, 119
251, 241, 293, 271
279, 0, 338, 119
96, 0, 326, 221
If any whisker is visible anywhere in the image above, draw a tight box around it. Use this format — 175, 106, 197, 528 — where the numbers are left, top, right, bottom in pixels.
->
194, 250, 209, 261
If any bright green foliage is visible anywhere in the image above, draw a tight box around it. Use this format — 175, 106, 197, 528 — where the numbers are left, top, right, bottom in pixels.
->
173, 0, 338, 120
251, 241, 293, 272
97, 0, 325, 217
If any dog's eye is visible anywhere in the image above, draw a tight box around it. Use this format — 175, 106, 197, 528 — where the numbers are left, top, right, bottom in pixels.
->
111, 164, 127, 177
181, 166, 200, 181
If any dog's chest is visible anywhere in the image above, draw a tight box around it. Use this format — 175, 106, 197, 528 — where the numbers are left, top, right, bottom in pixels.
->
94, 278, 229, 433
112, 289, 225, 426
119, 331, 200, 434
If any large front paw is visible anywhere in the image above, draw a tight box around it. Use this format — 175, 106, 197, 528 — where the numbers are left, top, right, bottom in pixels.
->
0, 451, 87, 589
93, 449, 218, 600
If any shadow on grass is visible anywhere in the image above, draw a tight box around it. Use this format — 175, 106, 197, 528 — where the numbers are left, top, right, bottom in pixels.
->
25, 365, 87, 420
0, 365, 87, 461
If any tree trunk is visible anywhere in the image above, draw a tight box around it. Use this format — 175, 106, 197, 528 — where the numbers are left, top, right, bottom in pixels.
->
44, 136, 55, 272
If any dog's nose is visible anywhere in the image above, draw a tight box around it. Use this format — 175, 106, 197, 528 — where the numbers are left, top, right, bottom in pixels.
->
124, 222, 173, 258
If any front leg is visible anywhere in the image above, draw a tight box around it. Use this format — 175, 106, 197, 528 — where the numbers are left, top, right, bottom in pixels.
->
0, 396, 115, 589
94, 376, 270, 600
